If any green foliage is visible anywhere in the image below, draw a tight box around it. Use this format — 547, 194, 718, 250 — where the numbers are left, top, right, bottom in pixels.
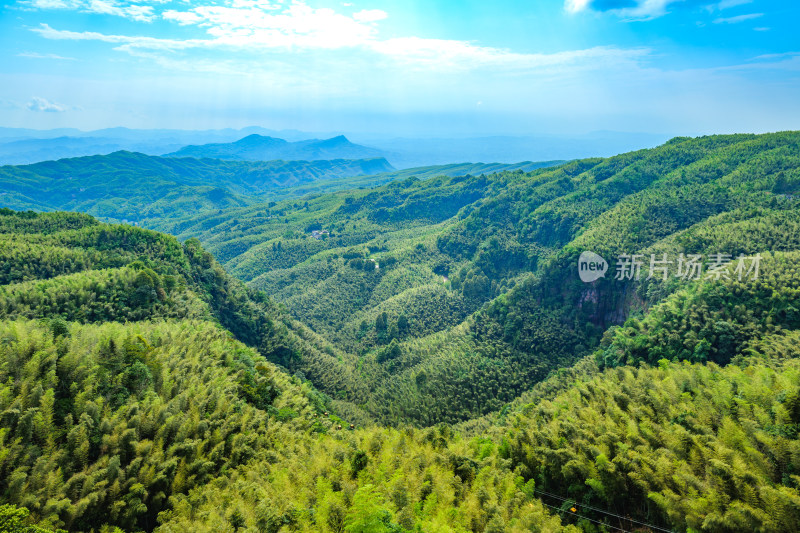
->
0, 504, 66, 533
501, 358, 800, 532
597, 251, 800, 367
139, 131, 800, 426
0, 152, 395, 225
156, 423, 575, 533
3, 132, 800, 532
0, 319, 322, 532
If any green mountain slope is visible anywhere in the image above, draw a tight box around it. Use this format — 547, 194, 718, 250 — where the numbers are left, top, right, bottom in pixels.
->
155, 132, 800, 425
156, 354, 800, 533
0, 208, 365, 417
219, 159, 566, 205
5, 133, 799, 428
0, 152, 394, 224
3, 193, 800, 532
0, 208, 574, 533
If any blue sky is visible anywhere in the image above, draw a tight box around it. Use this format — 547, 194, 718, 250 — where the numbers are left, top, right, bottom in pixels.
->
1, 0, 798, 135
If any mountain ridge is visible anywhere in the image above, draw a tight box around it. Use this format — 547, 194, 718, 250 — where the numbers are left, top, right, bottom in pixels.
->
2, 132, 800, 531
0, 150, 395, 223
164, 134, 388, 162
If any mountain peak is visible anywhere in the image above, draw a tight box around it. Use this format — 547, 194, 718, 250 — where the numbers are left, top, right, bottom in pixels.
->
165, 133, 385, 162
234, 134, 287, 146
311, 135, 354, 149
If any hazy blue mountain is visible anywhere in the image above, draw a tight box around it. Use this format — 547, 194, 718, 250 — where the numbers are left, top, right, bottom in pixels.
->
0, 127, 85, 140
165, 134, 388, 162
0, 127, 336, 165
0, 127, 673, 168
0, 125, 324, 142
0, 136, 172, 165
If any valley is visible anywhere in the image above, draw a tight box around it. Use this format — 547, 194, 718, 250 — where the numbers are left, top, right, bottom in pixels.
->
4, 0, 799, 529
1, 131, 800, 532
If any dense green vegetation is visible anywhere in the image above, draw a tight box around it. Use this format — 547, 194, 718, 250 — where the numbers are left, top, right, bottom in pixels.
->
0, 150, 560, 235
156, 354, 800, 533
0, 152, 393, 225
147, 131, 800, 426
2, 131, 800, 531
0, 319, 324, 532
0, 208, 365, 419
0, 209, 574, 532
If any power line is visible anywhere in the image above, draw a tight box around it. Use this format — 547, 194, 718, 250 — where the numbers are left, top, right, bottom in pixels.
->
534, 488, 675, 533
538, 500, 629, 533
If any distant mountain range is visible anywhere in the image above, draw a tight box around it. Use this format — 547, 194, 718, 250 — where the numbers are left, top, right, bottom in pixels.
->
0, 136, 184, 166
0, 126, 673, 167
0, 126, 330, 165
164, 134, 387, 162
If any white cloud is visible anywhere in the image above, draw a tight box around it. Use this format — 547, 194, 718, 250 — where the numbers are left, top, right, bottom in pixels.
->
21, 0, 72, 7
160, 3, 381, 50
749, 51, 800, 62
372, 37, 647, 73
565, 0, 592, 14
353, 9, 387, 22
33, 22, 650, 76
31, 0, 651, 77
21, 0, 646, 75
613, 0, 682, 20
162, 10, 203, 25
708, 51, 800, 74
565, 0, 724, 20
713, 12, 763, 24
27, 96, 67, 112
34, 24, 200, 50
227, 0, 282, 8
88, 0, 155, 22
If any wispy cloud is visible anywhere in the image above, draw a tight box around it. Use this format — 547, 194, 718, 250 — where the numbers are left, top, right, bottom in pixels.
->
564, 0, 593, 15
371, 37, 647, 73
30, 0, 651, 76
20, 0, 156, 21
566, 0, 758, 20
749, 51, 800, 62
711, 51, 800, 74
705, 0, 753, 11
160, 2, 381, 50
27, 96, 67, 112
713, 12, 763, 24
564, 0, 684, 20
33, 24, 200, 51
17, 51, 76, 60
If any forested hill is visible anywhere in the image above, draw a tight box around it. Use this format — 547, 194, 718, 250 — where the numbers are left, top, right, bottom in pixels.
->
0, 208, 360, 531
3, 197, 800, 531
0, 151, 394, 223
161, 131, 800, 426
0, 208, 365, 418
